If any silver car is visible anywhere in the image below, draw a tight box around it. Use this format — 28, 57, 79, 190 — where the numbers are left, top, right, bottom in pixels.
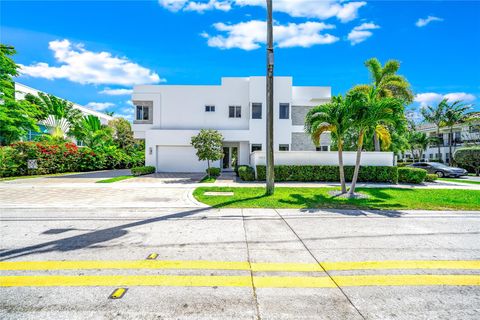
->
408, 162, 468, 178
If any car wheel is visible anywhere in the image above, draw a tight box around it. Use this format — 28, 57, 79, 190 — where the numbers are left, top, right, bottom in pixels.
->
436, 171, 444, 178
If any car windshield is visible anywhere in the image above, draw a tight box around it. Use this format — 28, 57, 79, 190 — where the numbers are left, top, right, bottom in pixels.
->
429, 163, 450, 169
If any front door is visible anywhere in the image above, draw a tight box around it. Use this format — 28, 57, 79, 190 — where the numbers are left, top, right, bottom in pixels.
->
222, 147, 230, 169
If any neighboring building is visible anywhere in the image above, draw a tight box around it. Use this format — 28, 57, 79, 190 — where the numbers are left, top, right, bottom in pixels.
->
401, 113, 480, 163
14, 82, 114, 141
132, 76, 332, 172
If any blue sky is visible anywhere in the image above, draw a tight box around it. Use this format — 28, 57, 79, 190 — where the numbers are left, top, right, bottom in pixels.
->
2, 0, 479, 120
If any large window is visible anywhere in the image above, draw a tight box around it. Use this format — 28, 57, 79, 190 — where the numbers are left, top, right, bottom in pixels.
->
251, 144, 262, 152
279, 103, 289, 119
205, 105, 215, 112
252, 103, 262, 119
136, 105, 150, 121
229, 106, 241, 118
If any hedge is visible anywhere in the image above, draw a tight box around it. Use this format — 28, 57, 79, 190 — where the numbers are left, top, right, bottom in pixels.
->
425, 173, 438, 182
398, 167, 427, 184
256, 165, 398, 183
238, 165, 255, 181
454, 147, 480, 176
206, 167, 221, 177
131, 166, 155, 176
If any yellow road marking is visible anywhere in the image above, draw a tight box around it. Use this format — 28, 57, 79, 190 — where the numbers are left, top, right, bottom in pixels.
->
1, 260, 479, 272
109, 288, 127, 299
146, 253, 158, 260
1, 274, 479, 288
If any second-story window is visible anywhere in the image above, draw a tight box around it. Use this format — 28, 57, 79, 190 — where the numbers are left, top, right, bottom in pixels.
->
136, 105, 150, 121
252, 103, 262, 119
279, 103, 289, 119
229, 105, 241, 118
205, 105, 215, 112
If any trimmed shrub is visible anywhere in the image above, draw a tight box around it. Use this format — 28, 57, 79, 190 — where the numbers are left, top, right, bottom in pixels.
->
425, 174, 438, 182
206, 167, 221, 177
238, 165, 255, 181
398, 167, 427, 184
454, 147, 480, 176
131, 166, 156, 176
256, 165, 398, 183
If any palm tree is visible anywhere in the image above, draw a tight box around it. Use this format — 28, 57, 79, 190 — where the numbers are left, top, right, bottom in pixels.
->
421, 100, 446, 162
347, 89, 404, 197
72, 115, 113, 149
305, 95, 353, 194
442, 100, 470, 165
407, 131, 430, 162
350, 58, 413, 151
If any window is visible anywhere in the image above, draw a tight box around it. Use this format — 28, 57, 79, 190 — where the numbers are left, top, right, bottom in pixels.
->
316, 146, 328, 151
252, 103, 262, 119
229, 106, 241, 118
136, 105, 150, 121
251, 144, 262, 152
470, 125, 480, 133
279, 103, 289, 119
205, 105, 215, 112
279, 144, 289, 151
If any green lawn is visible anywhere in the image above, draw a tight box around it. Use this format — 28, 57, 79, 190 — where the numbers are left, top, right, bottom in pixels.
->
0, 172, 80, 181
199, 175, 217, 183
438, 178, 480, 185
96, 175, 134, 183
193, 187, 480, 211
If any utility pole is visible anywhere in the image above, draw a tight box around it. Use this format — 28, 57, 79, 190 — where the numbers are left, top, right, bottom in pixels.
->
265, 0, 275, 195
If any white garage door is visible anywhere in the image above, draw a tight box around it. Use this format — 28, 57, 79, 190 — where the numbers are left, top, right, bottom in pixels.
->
156, 146, 207, 173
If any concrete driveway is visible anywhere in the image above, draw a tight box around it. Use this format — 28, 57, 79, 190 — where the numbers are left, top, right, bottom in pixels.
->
3, 169, 132, 185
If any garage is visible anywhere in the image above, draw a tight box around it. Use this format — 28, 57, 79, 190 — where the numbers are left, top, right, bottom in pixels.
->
156, 146, 207, 173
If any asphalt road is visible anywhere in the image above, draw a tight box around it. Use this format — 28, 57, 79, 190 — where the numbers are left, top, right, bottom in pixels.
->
1, 205, 479, 319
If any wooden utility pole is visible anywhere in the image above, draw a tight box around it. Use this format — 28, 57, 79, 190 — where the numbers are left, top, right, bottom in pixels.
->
265, 0, 275, 195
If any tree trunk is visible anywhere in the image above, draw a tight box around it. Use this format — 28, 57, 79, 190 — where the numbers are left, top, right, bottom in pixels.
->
337, 140, 347, 194
449, 127, 453, 166
373, 131, 380, 151
436, 127, 442, 163
411, 148, 416, 163
348, 129, 364, 196
207, 159, 211, 178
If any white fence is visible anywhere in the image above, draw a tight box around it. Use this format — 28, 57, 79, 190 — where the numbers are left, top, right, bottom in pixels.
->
250, 151, 395, 169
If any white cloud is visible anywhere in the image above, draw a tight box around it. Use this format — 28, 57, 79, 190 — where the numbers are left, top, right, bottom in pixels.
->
160, 0, 366, 22
414, 92, 476, 107
116, 106, 135, 122
415, 16, 443, 27
85, 102, 115, 111
203, 20, 338, 50
20, 39, 163, 86
126, 100, 134, 106
347, 22, 380, 45
99, 88, 133, 96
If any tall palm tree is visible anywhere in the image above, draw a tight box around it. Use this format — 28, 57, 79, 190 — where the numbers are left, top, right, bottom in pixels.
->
347, 89, 404, 197
442, 100, 470, 165
407, 131, 430, 162
350, 58, 413, 151
305, 95, 353, 194
421, 100, 446, 162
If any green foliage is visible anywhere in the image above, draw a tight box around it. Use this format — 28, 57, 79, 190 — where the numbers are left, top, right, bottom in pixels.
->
238, 165, 255, 181
71, 115, 113, 149
454, 147, 480, 175
425, 174, 438, 182
108, 118, 136, 150
206, 167, 221, 177
256, 165, 398, 183
131, 166, 155, 176
25, 92, 82, 125
190, 129, 224, 175
406, 131, 431, 161
397, 167, 427, 184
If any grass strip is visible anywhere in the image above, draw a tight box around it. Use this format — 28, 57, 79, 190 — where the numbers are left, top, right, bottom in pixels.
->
193, 186, 480, 210
438, 178, 480, 185
96, 176, 134, 183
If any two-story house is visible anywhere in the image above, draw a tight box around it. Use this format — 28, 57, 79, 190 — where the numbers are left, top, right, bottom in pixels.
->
132, 76, 332, 172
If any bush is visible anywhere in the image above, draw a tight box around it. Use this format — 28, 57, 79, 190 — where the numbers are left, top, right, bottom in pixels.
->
398, 167, 427, 184
425, 174, 438, 182
454, 147, 480, 176
206, 167, 221, 177
256, 165, 398, 183
238, 165, 255, 181
131, 166, 155, 176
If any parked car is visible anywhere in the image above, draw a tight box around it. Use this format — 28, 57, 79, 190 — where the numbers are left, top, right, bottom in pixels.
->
407, 162, 468, 178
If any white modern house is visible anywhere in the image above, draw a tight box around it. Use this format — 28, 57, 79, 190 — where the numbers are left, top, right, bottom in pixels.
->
132, 76, 335, 172
14, 82, 113, 141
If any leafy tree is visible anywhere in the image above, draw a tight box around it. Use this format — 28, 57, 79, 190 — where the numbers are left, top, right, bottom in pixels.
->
108, 118, 135, 150
190, 129, 223, 177
421, 100, 446, 162
454, 147, 480, 176
406, 131, 430, 162
305, 95, 354, 194
71, 115, 113, 149
347, 89, 404, 197
441, 100, 470, 165
0, 44, 42, 145
350, 58, 413, 151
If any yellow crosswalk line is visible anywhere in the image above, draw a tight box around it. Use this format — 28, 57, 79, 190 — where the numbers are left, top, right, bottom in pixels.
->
322, 260, 480, 271
1, 274, 479, 288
